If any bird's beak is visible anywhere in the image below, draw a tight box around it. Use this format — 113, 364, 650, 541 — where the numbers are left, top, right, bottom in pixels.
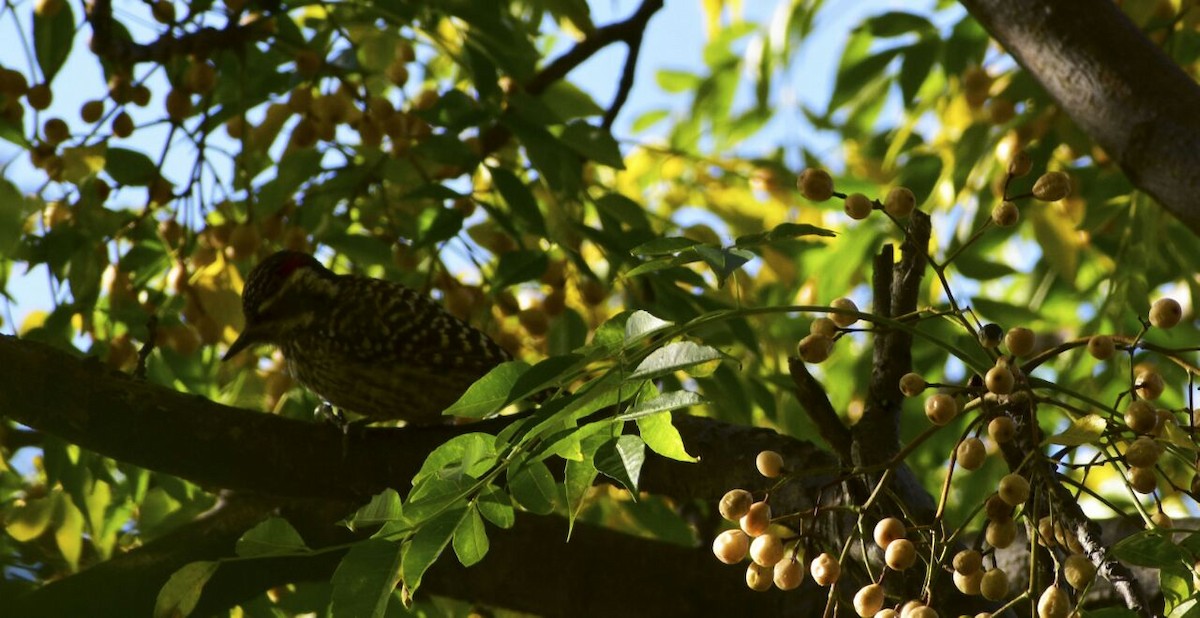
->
222, 324, 267, 361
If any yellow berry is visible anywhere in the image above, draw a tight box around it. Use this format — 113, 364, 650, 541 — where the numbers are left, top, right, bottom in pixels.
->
924, 394, 958, 426
797, 333, 833, 363
1135, 370, 1165, 400
980, 568, 1009, 601
1126, 400, 1157, 433
1037, 585, 1070, 618
719, 489, 754, 521
810, 552, 841, 586
830, 297, 858, 328
854, 584, 885, 617
998, 473, 1030, 506
712, 529, 749, 564
1125, 437, 1161, 468
991, 201, 1019, 227
739, 501, 771, 537
745, 562, 773, 591
1007, 151, 1032, 177
1087, 335, 1115, 360
957, 437, 986, 471
756, 450, 784, 478
810, 317, 838, 337
1128, 466, 1157, 494
885, 538, 917, 570
1032, 171, 1071, 202
954, 549, 982, 575
1005, 327, 1035, 357
773, 559, 804, 590
1149, 298, 1182, 329
797, 168, 834, 201
985, 364, 1015, 395
899, 373, 926, 397
1063, 553, 1095, 590
873, 517, 906, 549
884, 186, 916, 217
988, 416, 1016, 443
749, 533, 785, 567
986, 518, 1017, 549
844, 193, 873, 220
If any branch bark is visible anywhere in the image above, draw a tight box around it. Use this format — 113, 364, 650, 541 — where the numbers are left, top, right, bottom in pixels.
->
960, 0, 1200, 234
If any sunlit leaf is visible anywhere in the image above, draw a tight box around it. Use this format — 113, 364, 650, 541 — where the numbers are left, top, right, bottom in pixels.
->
236, 516, 309, 557
154, 561, 219, 618
1045, 414, 1105, 446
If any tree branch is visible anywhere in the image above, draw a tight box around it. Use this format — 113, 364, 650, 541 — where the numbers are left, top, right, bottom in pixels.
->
959, 0, 1200, 234
787, 357, 852, 461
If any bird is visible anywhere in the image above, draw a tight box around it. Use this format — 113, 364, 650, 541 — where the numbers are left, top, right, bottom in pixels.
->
223, 250, 512, 424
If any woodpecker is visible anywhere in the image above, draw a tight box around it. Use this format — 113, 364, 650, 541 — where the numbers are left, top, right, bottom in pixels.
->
223, 251, 511, 424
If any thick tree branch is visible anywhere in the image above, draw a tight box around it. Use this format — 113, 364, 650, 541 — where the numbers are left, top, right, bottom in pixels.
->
787, 358, 852, 461
960, 0, 1200, 234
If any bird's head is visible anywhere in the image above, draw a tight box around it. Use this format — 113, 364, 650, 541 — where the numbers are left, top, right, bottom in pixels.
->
223, 251, 337, 360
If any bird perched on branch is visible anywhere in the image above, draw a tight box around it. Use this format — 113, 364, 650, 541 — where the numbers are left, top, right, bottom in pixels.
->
223, 251, 511, 424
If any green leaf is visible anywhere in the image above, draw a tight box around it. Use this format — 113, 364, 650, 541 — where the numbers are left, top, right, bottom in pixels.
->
866, 12, 935, 37
953, 252, 1018, 280
413, 433, 498, 484
1112, 530, 1188, 567
105, 148, 158, 186
830, 46, 902, 112
33, 0, 74, 82
1030, 207, 1080, 285
656, 69, 702, 93
477, 485, 515, 529
559, 121, 625, 169
618, 391, 706, 421
493, 249, 549, 289
331, 539, 402, 618
594, 434, 646, 492
490, 167, 546, 235
452, 507, 489, 567
630, 236, 701, 257
413, 208, 464, 249
509, 353, 582, 402
344, 489, 404, 531
1045, 414, 1106, 447
971, 297, 1041, 326
899, 38, 940, 106
402, 508, 468, 594
632, 109, 669, 132
0, 180, 25, 255
507, 459, 557, 514
538, 80, 604, 120
630, 341, 723, 380
235, 517, 309, 557
694, 245, 755, 285
636, 411, 698, 462
624, 310, 673, 343
564, 458, 598, 536
443, 361, 530, 419
154, 561, 219, 618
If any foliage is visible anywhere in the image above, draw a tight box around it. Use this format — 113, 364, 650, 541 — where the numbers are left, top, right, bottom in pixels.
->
0, 0, 1199, 616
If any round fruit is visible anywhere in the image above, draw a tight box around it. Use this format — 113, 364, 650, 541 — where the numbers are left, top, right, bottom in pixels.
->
954, 569, 983, 595
907, 606, 937, 618
1128, 466, 1157, 494
1087, 335, 1115, 360
957, 437, 986, 471
1008, 151, 1032, 177
797, 168, 834, 201
1149, 298, 1182, 329
1125, 437, 1161, 468
985, 364, 1015, 395
1037, 585, 1070, 618
518, 308, 549, 337
1125, 400, 1157, 433
991, 201, 1019, 227
875, 611, 898, 618
1032, 171, 1071, 202
27, 83, 52, 110
924, 394, 958, 426
1151, 511, 1173, 529
719, 489, 753, 521
773, 559, 804, 590
873, 517, 906, 549
884, 187, 916, 217
998, 473, 1031, 506
899, 373, 926, 397
43, 117, 69, 145
830, 297, 859, 327
854, 584, 885, 617
1135, 370, 1165, 400
756, 450, 784, 478
954, 549, 982, 575
978, 323, 1003, 348
750, 533, 784, 567
985, 495, 1014, 521
1004, 327, 1035, 357
986, 518, 1017, 549
746, 563, 773, 591
810, 317, 838, 337
1063, 553, 1095, 590
980, 568, 1010, 601
81, 99, 105, 123
740, 501, 771, 537
112, 111, 134, 138
151, 0, 176, 23
988, 416, 1016, 443
844, 193, 873, 220
1037, 516, 1056, 546
885, 538, 917, 570
712, 529, 750, 564
810, 552, 841, 586
797, 333, 833, 363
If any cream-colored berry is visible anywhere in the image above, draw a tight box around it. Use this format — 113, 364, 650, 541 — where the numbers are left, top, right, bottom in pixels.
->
986, 518, 1017, 549
750, 533, 785, 567
998, 473, 1030, 506
830, 297, 859, 328
1151, 511, 1173, 529
1063, 553, 1095, 590
810, 317, 838, 337
954, 569, 983, 595
746, 562, 774, 591
1087, 335, 1115, 360
719, 489, 754, 521
873, 517, 906, 549
1125, 437, 1161, 468
1032, 171, 1071, 202
1135, 370, 1165, 401
756, 450, 784, 478
798, 168, 834, 201
985, 364, 1015, 395
988, 416, 1016, 443
1149, 298, 1183, 329
854, 584, 886, 617
713, 529, 750, 564
899, 373, 926, 397
1126, 400, 1157, 433
1037, 585, 1070, 618
1004, 327, 1035, 357
885, 538, 917, 570
957, 437, 986, 471
954, 549, 982, 575
797, 333, 833, 363
1008, 151, 1032, 177
740, 501, 772, 537
1128, 466, 1157, 494
991, 201, 1019, 227
773, 558, 804, 590
885, 187, 916, 217
980, 568, 1010, 601
844, 193, 874, 220
925, 394, 958, 426
810, 552, 841, 586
